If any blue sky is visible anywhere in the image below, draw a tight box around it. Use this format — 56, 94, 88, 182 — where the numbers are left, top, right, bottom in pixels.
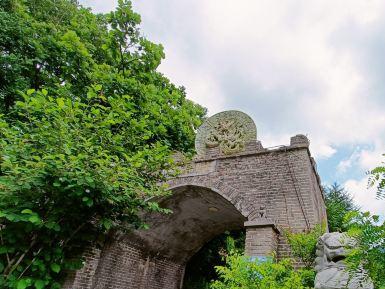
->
79, 0, 385, 216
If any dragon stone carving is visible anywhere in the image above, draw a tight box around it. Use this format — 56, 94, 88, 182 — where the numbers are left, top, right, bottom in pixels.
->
205, 118, 246, 155
195, 110, 257, 157
314, 232, 373, 289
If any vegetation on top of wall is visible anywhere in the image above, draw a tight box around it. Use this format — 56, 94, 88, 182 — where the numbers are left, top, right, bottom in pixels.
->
0, 0, 205, 288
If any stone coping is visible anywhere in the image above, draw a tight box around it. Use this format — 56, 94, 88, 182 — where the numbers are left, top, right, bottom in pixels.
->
244, 219, 281, 234
193, 143, 309, 163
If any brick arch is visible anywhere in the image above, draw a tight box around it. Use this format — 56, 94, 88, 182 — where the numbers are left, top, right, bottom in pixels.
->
132, 183, 247, 261
167, 177, 251, 219
64, 134, 327, 289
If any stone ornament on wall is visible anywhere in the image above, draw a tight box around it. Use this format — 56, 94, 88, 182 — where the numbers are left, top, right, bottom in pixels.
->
195, 110, 257, 156
315, 232, 373, 289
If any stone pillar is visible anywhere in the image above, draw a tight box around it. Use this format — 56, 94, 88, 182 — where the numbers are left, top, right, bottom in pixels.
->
244, 219, 279, 259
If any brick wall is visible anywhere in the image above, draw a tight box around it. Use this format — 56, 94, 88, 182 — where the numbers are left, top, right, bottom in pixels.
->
64, 241, 184, 289
62, 247, 102, 289
66, 136, 326, 288
245, 226, 279, 257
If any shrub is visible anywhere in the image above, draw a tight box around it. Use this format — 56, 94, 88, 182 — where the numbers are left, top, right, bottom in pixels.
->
210, 254, 314, 289
285, 224, 324, 269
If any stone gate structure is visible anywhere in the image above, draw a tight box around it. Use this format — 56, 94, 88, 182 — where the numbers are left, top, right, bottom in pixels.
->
64, 110, 327, 289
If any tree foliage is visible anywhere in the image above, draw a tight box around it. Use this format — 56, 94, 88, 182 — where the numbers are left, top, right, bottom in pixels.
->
209, 227, 321, 289
210, 255, 314, 289
0, 0, 205, 288
344, 211, 385, 289
369, 154, 385, 199
324, 183, 358, 232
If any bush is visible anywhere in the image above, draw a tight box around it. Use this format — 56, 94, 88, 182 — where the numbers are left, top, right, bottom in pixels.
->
285, 224, 324, 269
209, 224, 323, 288
210, 254, 314, 289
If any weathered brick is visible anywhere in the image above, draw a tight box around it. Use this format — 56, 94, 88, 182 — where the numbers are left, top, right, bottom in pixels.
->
65, 115, 326, 289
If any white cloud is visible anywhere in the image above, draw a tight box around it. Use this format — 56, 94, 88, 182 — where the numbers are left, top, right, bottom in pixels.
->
79, 0, 385, 151
345, 177, 385, 217
337, 147, 361, 174
310, 141, 337, 159
156, 43, 227, 114
358, 141, 384, 171
79, 0, 385, 216
337, 141, 384, 176
79, 0, 117, 13
127, 0, 385, 157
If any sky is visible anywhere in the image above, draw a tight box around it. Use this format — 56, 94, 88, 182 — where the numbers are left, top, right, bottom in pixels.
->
79, 0, 385, 217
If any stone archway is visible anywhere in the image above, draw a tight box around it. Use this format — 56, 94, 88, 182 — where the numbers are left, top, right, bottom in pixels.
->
132, 185, 247, 263
64, 110, 327, 289
65, 185, 248, 289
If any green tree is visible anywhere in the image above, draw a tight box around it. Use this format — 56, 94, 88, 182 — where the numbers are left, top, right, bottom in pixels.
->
369, 154, 385, 199
0, 0, 206, 288
324, 183, 358, 232
344, 211, 385, 289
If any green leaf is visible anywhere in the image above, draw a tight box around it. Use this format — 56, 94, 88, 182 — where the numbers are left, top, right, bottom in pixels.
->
50, 263, 61, 273
82, 197, 93, 207
28, 215, 41, 224
45, 222, 60, 232
34, 280, 45, 289
102, 218, 113, 230
87, 90, 96, 99
21, 209, 33, 214
17, 279, 30, 289
0, 246, 8, 254
35, 280, 46, 289
6, 214, 17, 221
56, 98, 65, 108
27, 89, 35, 96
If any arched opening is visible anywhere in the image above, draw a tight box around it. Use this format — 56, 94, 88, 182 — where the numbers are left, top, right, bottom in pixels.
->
130, 185, 247, 288
135, 185, 246, 262
182, 229, 245, 289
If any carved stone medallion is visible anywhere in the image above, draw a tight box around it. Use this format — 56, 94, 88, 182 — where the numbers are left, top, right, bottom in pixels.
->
195, 110, 257, 156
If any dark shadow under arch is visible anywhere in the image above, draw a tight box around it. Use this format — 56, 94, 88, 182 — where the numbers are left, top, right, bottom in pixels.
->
130, 185, 247, 263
